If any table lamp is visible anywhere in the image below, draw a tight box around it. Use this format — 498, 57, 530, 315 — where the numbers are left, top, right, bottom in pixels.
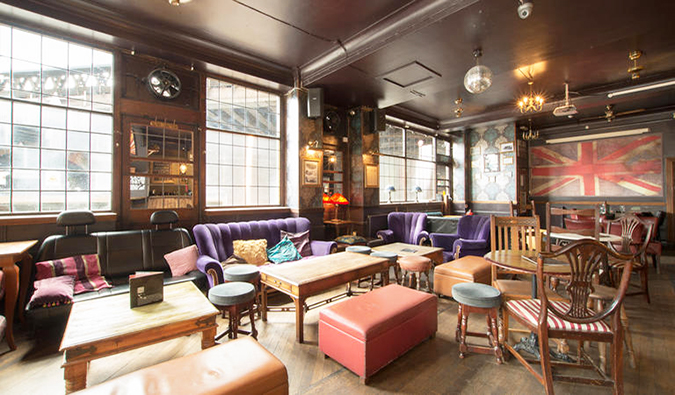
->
330, 192, 349, 220
412, 186, 422, 202
386, 185, 396, 204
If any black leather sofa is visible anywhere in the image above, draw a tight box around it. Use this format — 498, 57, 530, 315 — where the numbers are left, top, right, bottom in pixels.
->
28, 210, 207, 315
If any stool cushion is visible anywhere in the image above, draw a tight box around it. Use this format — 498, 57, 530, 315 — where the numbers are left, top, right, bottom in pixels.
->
209, 282, 255, 306
370, 251, 398, 263
434, 256, 491, 281
346, 246, 372, 254
507, 299, 611, 333
75, 337, 289, 395
452, 283, 501, 308
223, 265, 260, 283
494, 279, 567, 301
398, 255, 432, 272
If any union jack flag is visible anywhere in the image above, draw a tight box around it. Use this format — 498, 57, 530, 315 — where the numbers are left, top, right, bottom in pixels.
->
530, 134, 662, 197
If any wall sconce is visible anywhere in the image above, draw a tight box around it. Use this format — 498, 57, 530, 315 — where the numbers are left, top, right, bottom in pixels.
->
179, 163, 187, 175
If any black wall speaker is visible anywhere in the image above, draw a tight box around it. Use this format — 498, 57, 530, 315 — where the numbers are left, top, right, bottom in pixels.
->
374, 108, 386, 131
307, 87, 323, 118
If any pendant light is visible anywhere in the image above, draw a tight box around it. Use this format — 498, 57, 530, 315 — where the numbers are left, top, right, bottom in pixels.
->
464, 48, 493, 94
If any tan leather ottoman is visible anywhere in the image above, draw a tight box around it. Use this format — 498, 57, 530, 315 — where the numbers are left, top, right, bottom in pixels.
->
74, 337, 288, 395
433, 256, 492, 297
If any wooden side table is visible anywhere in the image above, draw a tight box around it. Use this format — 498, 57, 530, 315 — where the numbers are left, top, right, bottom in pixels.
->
0, 240, 38, 350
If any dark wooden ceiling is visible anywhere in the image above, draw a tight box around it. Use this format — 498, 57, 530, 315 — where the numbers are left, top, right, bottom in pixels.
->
2, 0, 675, 133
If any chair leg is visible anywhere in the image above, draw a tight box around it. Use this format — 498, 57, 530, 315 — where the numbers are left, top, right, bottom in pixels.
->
455, 303, 463, 342
538, 330, 555, 395
487, 308, 503, 364
620, 305, 636, 369
641, 266, 650, 304
613, 326, 625, 395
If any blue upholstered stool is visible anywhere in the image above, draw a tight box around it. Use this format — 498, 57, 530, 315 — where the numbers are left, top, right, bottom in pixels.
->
223, 265, 260, 283
346, 245, 372, 254
371, 251, 400, 284
208, 282, 258, 341
452, 282, 503, 363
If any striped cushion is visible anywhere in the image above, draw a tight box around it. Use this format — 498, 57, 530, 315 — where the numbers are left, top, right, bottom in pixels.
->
506, 299, 611, 333
35, 254, 112, 295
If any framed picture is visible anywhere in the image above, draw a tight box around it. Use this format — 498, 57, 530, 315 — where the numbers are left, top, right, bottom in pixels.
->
502, 155, 514, 165
484, 153, 500, 173
470, 146, 481, 156
500, 142, 514, 152
365, 164, 379, 188
301, 158, 321, 186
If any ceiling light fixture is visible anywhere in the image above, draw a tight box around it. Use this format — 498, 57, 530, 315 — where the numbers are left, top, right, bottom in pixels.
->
627, 50, 643, 80
454, 97, 463, 117
545, 128, 648, 145
607, 78, 675, 98
464, 48, 493, 94
517, 71, 544, 113
521, 119, 539, 141
168, 0, 192, 5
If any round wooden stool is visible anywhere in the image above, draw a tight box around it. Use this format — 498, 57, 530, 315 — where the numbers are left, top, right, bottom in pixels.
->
451, 282, 503, 363
398, 255, 432, 292
208, 282, 257, 341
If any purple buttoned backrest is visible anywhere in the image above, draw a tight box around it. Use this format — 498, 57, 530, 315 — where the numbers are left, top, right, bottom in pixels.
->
193, 217, 311, 262
387, 212, 427, 244
457, 215, 491, 242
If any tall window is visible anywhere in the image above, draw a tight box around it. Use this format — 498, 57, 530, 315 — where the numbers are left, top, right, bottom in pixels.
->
0, 24, 113, 213
379, 124, 440, 203
205, 78, 281, 207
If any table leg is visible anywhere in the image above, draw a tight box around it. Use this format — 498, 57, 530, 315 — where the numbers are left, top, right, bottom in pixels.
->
261, 283, 268, 322
18, 254, 31, 323
64, 361, 88, 394
294, 297, 305, 343
382, 269, 389, 286
2, 259, 19, 350
201, 325, 216, 349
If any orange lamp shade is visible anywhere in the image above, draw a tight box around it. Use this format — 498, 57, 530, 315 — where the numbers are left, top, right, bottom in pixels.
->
322, 193, 331, 203
330, 192, 349, 205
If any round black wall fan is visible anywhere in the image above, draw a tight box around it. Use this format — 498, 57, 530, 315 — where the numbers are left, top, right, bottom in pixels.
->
146, 68, 182, 100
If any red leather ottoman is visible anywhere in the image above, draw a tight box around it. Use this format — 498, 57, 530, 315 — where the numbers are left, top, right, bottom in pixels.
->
319, 284, 437, 384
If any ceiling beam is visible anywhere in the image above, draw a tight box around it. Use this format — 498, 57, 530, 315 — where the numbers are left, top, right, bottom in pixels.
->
299, 0, 478, 85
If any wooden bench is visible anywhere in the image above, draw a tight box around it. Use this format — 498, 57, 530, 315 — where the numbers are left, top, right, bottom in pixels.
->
74, 337, 288, 395
319, 284, 437, 384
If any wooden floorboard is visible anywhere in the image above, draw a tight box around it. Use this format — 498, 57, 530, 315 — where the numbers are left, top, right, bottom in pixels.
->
1, 253, 675, 394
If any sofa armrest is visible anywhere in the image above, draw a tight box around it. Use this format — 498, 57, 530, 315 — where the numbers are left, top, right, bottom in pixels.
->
196, 255, 223, 288
376, 229, 394, 244
367, 238, 386, 248
416, 230, 430, 246
310, 240, 337, 256
452, 239, 488, 259
429, 233, 460, 249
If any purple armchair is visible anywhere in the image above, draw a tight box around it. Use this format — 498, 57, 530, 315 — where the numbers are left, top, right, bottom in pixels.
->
376, 212, 429, 245
193, 217, 336, 288
430, 215, 490, 262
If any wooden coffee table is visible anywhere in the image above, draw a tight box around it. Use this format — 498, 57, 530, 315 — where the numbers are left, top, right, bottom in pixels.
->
59, 281, 219, 393
259, 251, 389, 343
372, 242, 444, 265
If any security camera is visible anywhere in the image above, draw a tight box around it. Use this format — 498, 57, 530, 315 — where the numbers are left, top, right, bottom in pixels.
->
518, 0, 533, 19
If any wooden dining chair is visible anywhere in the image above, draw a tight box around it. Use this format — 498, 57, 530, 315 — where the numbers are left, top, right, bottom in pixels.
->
490, 215, 564, 344
509, 200, 536, 217
545, 203, 600, 252
504, 240, 634, 395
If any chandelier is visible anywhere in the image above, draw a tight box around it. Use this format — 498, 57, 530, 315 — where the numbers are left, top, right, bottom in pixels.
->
464, 48, 493, 94
521, 119, 539, 141
517, 75, 544, 113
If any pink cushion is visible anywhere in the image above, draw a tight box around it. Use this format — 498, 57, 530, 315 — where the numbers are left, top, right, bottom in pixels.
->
506, 299, 611, 333
164, 245, 199, 277
35, 255, 111, 295
29, 275, 75, 308
398, 255, 432, 272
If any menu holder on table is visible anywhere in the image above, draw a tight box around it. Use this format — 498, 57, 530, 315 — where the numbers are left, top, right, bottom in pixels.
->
129, 271, 164, 308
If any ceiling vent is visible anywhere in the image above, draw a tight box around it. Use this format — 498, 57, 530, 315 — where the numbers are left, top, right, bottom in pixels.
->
380, 61, 441, 88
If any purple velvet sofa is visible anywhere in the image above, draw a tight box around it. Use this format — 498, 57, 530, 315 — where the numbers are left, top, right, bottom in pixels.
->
376, 212, 429, 245
193, 217, 336, 288
429, 215, 490, 262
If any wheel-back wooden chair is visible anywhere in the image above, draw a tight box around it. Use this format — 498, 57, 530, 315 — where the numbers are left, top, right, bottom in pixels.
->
505, 240, 634, 395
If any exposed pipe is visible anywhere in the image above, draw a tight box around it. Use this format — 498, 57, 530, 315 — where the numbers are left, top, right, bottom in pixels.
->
300, 0, 478, 85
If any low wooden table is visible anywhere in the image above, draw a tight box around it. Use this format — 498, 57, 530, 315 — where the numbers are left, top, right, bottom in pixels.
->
59, 281, 219, 393
259, 251, 389, 343
372, 242, 444, 265
0, 240, 38, 351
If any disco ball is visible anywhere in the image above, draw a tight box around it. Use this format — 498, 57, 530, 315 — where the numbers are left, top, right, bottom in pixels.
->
464, 64, 493, 94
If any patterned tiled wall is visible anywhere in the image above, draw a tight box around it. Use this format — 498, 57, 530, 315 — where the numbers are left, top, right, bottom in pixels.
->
469, 123, 516, 202
452, 138, 465, 202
